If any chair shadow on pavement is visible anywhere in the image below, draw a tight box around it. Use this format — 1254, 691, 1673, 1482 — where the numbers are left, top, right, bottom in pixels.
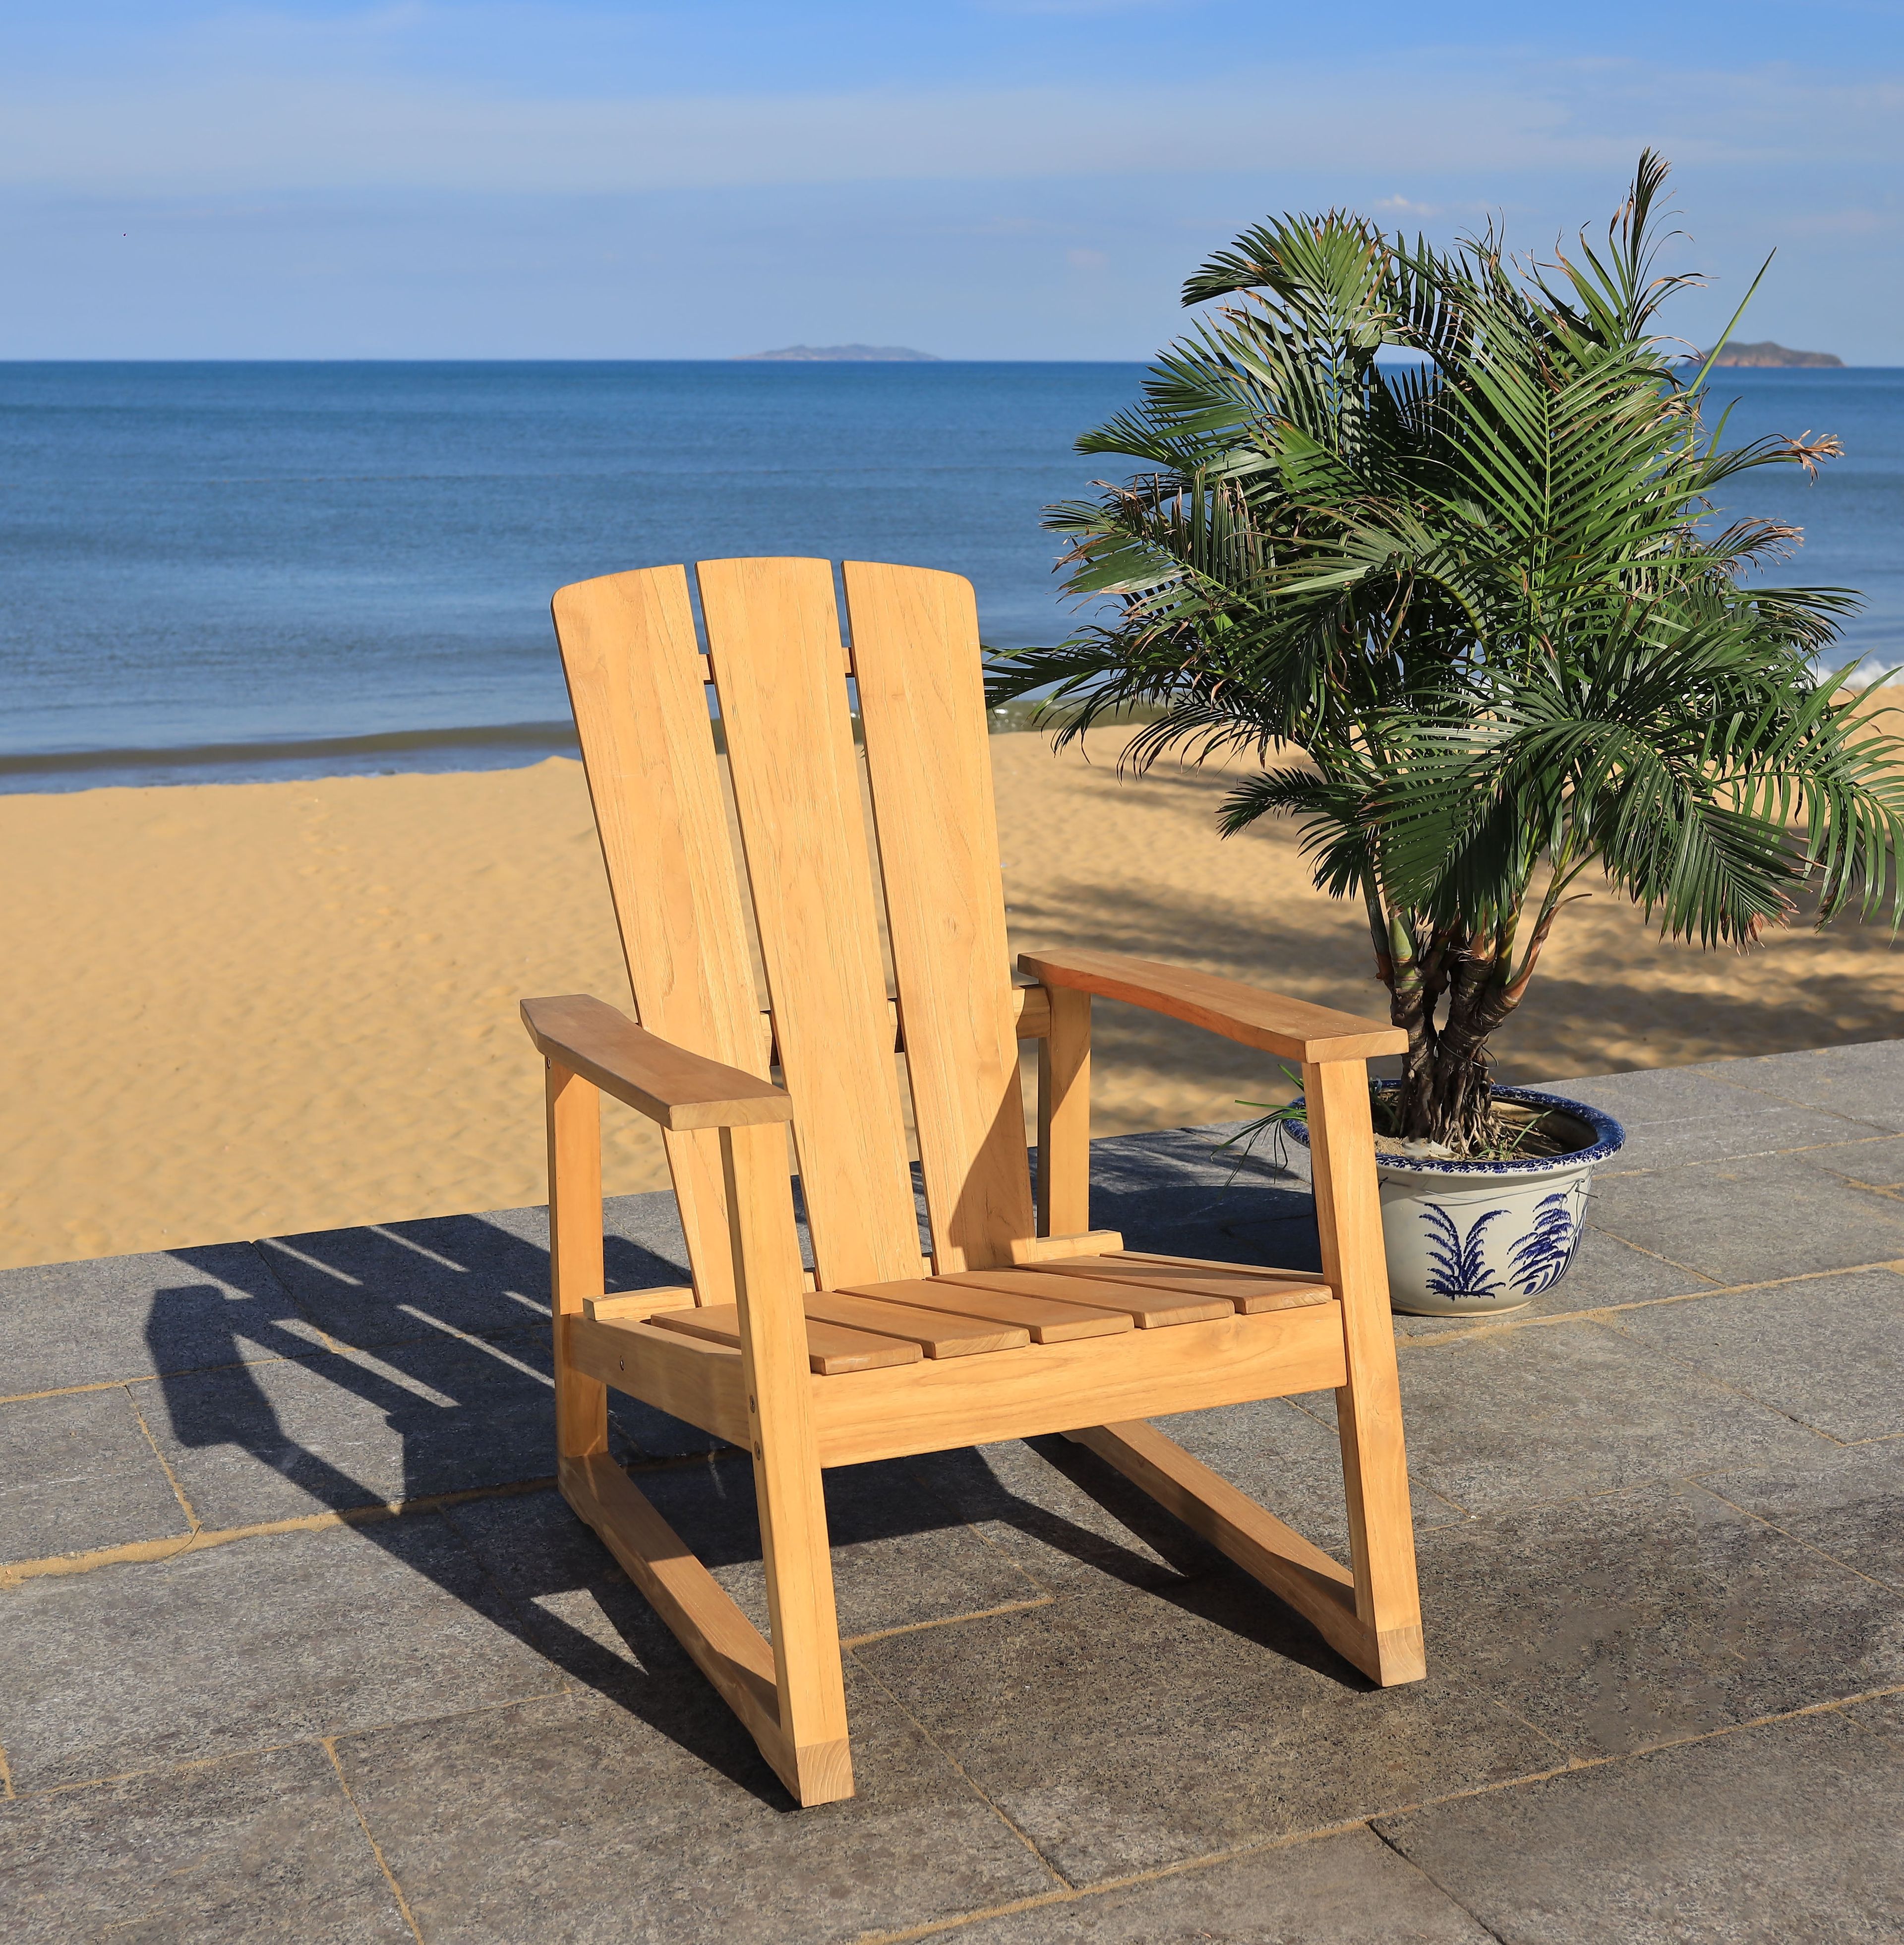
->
142, 1227, 792, 1800
142, 1198, 1364, 1800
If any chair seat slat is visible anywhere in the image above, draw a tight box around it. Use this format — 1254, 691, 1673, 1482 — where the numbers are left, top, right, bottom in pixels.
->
1066, 1256, 1335, 1314
647, 1303, 922, 1376
803, 1290, 1028, 1358
938, 1265, 1232, 1328
835, 1276, 1131, 1344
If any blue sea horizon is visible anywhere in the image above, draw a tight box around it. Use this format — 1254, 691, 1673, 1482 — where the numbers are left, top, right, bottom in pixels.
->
4, 360, 1901, 792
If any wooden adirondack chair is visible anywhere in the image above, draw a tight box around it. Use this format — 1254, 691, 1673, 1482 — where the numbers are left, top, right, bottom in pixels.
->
522, 557, 1422, 1808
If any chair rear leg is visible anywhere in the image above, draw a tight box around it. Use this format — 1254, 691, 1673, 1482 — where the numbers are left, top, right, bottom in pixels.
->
722, 1122, 854, 1805
1037, 987, 1091, 1237
1305, 1057, 1426, 1684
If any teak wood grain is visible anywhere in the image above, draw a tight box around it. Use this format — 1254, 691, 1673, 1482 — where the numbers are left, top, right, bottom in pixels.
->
698, 558, 923, 1292
1112, 1250, 1330, 1286
806, 1302, 1349, 1465
1017, 947, 1410, 1064
551, 565, 770, 1307
582, 1287, 695, 1323
1037, 985, 1092, 1238
962, 1264, 1232, 1328
834, 1276, 1132, 1343
565, 1313, 750, 1447
1305, 1058, 1426, 1685
801, 1288, 1030, 1358
845, 559, 1037, 1275
648, 1302, 924, 1375
1028, 1255, 1332, 1314
546, 1060, 609, 1465
522, 995, 792, 1132
561, 1450, 783, 1739
722, 1120, 854, 1803
533, 555, 1427, 1807
1007, 1228, 1122, 1265
767, 982, 1050, 1061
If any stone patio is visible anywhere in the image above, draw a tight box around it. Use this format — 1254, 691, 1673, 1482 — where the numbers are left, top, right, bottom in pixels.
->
4, 1043, 1904, 1943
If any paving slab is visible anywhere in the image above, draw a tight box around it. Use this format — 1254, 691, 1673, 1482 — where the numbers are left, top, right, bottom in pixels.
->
1304, 1319, 1831, 1515
449, 1486, 873, 1789
442, 1485, 722, 1711
1538, 1064, 1884, 1170
1701, 1439, 1904, 1589
335, 1681, 1057, 1944
614, 1394, 735, 1459
142, 1326, 565, 1527
1806, 1132, 1904, 1190
1693, 1038, 1904, 1134
856, 1573, 1558, 1885
452, 1456, 1048, 1651
1416, 1479, 1904, 1758
1848, 1692, 1904, 1740
1086, 1123, 1323, 1269
629, 1451, 1049, 1641
903, 1434, 1221, 1600
1377, 1709, 1904, 1944
1155, 1394, 1470, 1547
1606, 1267, 1904, 1442
0, 1515, 560, 1790
0, 1242, 320, 1398
11, 1058, 1904, 1924
0, 1386, 190, 1562
936, 1826, 1493, 1944
1585, 1148, 1904, 1284
0, 1742, 411, 1944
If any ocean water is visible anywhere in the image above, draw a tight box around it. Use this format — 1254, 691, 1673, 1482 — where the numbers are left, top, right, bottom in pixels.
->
1, 362, 1899, 791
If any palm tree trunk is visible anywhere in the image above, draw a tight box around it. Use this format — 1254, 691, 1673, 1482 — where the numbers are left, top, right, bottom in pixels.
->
1388, 926, 1505, 1151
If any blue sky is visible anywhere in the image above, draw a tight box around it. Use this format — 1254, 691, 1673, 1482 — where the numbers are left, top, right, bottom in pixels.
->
3, 0, 1902, 360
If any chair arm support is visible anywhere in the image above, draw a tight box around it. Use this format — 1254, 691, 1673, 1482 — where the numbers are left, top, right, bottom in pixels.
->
1016, 948, 1406, 1065
521, 994, 794, 1131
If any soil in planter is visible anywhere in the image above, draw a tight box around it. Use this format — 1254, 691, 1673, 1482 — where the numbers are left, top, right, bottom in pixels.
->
1368, 1097, 1592, 1164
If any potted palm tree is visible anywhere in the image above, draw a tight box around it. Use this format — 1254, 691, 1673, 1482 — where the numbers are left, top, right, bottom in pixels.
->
989, 154, 1904, 1314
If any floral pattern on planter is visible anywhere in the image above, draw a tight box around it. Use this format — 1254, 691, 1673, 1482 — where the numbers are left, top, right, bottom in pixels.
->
1282, 1087, 1622, 1316
1420, 1204, 1508, 1301
1506, 1183, 1590, 1295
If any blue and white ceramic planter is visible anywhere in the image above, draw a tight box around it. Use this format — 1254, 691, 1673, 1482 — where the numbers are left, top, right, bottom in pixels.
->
1284, 1085, 1625, 1316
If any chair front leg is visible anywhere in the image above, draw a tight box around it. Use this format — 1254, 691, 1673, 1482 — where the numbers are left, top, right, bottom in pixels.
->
720, 1121, 854, 1805
1304, 1057, 1425, 1684
545, 1058, 609, 1463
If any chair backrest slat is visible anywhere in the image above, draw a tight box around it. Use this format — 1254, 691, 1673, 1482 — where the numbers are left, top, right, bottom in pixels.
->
697, 557, 926, 1290
844, 561, 1035, 1272
550, 565, 766, 1306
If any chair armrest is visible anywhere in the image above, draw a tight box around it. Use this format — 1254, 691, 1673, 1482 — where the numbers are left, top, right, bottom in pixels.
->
521, 994, 794, 1131
1016, 949, 1406, 1064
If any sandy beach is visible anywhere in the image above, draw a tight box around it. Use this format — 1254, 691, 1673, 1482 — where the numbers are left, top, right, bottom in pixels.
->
6, 728, 1904, 1271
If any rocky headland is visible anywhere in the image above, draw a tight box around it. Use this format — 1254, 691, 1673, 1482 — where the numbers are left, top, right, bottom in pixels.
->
1701, 340, 1844, 368
738, 344, 941, 362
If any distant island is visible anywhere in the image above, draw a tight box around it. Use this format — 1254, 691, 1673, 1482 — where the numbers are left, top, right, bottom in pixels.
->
738, 344, 942, 362
1698, 340, 1844, 368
